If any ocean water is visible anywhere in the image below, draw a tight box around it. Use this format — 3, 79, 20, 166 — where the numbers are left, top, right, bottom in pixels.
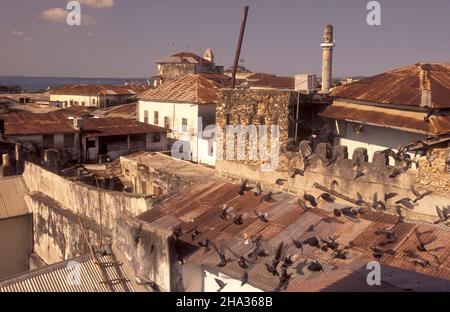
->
0, 76, 149, 93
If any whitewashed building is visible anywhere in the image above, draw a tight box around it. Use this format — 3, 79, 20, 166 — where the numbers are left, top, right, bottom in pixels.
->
137, 74, 220, 166
320, 62, 450, 163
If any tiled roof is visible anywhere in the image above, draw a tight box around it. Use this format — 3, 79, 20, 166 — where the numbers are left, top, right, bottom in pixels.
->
138, 181, 450, 292
319, 101, 450, 135
138, 74, 220, 104
0, 176, 29, 220
94, 103, 137, 119
331, 63, 450, 108
50, 84, 150, 96
0, 254, 134, 292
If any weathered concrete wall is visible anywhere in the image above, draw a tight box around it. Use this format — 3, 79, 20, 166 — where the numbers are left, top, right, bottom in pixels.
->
120, 156, 196, 195
0, 214, 32, 279
113, 214, 182, 292
216, 142, 450, 220
23, 161, 154, 231
25, 192, 103, 264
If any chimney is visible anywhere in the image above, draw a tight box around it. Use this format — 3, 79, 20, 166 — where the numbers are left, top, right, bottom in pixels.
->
420, 63, 432, 107
295, 74, 317, 93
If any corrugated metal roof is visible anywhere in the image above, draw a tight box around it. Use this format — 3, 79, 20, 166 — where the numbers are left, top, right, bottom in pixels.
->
0, 254, 134, 292
138, 181, 450, 291
2, 112, 78, 136
331, 63, 450, 109
138, 74, 220, 104
0, 176, 29, 220
319, 101, 450, 134
83, 117, 167, 137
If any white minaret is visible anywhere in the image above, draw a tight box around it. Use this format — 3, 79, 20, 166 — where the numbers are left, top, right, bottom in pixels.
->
321, 22, 335, 93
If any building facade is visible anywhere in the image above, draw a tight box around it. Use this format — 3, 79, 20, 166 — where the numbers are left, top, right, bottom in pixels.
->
50, 84, 150, 109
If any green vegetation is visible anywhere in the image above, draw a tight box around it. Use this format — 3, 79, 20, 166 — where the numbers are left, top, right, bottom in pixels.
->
0, 85, 22, 93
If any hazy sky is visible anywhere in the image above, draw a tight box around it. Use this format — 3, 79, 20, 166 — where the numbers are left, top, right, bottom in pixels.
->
0, 0, 449, 78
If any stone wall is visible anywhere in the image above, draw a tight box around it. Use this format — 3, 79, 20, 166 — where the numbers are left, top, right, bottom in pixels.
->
414, 147, 450, 194
216, 89, 294, 169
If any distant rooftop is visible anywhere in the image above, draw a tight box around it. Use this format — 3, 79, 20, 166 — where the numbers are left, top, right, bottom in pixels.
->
155, 51, 213, 65
0, 176, 29, 220
138, 74, 221, 104
50, 84, 150, 96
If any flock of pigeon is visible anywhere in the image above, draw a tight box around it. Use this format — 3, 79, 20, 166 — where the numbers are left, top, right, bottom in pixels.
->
170, 143, 449, 292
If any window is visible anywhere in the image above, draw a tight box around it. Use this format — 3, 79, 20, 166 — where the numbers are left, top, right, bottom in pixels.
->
105, 99, 110, 107
144, 110, 149, 124
43, 135, 54, 149
81, 101, 85, 106
154, 111, 159, 125
70, 100, 74, 106
226, 113, 232, 125
92, 98, 96, 105
63, 133, 75, 148
164, 116, 170, 129
86, 140, 96, 148
182, 118, 188, 132
153, 133, 161, 143
74, 101, 79, 105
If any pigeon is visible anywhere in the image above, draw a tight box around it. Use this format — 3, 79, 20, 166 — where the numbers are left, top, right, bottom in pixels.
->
212, 243, 232, 267
172, 227, 184, 239
414, 229, 442, 252
333, 208, 342, 217
191, 229, 201, 241
353, 164, 366, 181
330, 180, 339, 190
241, 272, 249, 286
228, 248, 253, 269
306, 224, 315, 232
291, 237, 303, 251
233, 213, 247, 225
395, 205, 405, 224
318, 192, 335, 203
321, 235, 340, 252
355, 192, 365, 206
275, 178, 288, 186
411, 187, 432, 203
254, 183, 262, 196
341, 207, 358, 219
265, 242, 284, 276
384, 192, 398, 202
260, 191, 275, 203
303, 193, 317, 207
220, 205, 234, 220
333, 249, 349, 260
375, 228, 397, 246
404, 249, 431, 268
302, 236, 321, 248
389, 163, 409, 178
307, 261, 325, 272
434, 206, 449, 224
297, 198, 311, 211
254, 210, 269, 223
395, 198, 415, 210
290, 168, 304, 178
215, 278, 227, 292
238, 180, 249, 195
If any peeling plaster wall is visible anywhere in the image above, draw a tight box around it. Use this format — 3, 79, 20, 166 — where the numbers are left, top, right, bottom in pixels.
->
113, 214, 182, 292
25, 192, 102, 264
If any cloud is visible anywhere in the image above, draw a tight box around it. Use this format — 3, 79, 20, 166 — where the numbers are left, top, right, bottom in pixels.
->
37, 8, 97, 26
37, 8, 67, 23
11, 31, 24, 36
75, 0, 114, 8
